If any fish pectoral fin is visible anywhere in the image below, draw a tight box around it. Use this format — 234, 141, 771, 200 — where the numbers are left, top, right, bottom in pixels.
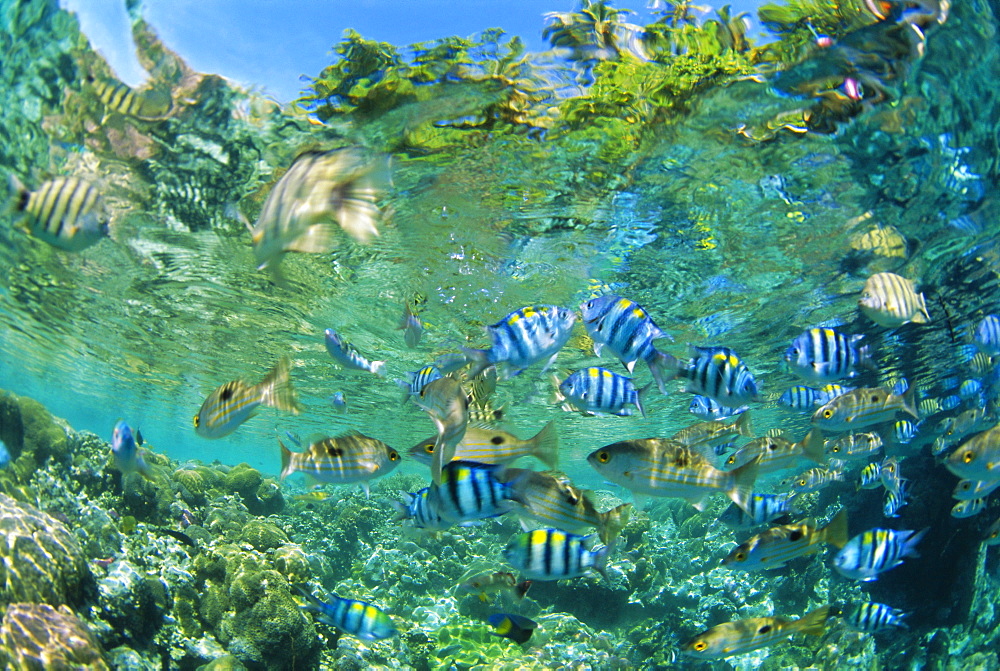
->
285, 223, 338, 254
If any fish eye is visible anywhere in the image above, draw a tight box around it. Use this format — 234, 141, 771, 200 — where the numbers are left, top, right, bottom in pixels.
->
423, 443, 434, 454
192, 415, 200, 428
768, 442, 778, 451
797, 479, 806, 487
964, 451, 975, 464
389, 451, 399, 461
597, 451, 610, 463
734, 551, 746, 562
758, 625, 772, 634
726, 456, 736, 466
693, 641, 708, 652
832, 446, 840, 453
823, 409, 833, 419
871, 394, 881, 403
960, 482, 971, 491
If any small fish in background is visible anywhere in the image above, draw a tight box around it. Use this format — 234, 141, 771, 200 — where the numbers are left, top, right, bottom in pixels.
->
0, 439, 9, 469
193, 357, 300, 438
111, 420, 153, 481
958, 379, 982, 399
296, 587, 397, 641
724, 429, 824, 475
672, 412, 754, 458
779, 385, 825, 410
503, 528, 610, 581
282, 430, 303, 448
579, 295, 673, 392
391, 486, 450, 531
462, 305, 577, 379
973, 314, 1000, 356
456, 571, 531, 603
278, 432, 400, 497
397, 365, 443, 403
858, 272, 930, 327
951, 497, 987, 519
398, 302, 423, 348
722, 509, 849, 571
952, 478, 1000, 501
883, 482, 909, 518
428, 460, 526, 524
842, 602, 909, 633
893, 420, 920, 444
791, 467, 844, 494
890, 377, 909, 396
689, 395, 748, 420
487, 613, 538, 645
826, 432, 883, 461
784, 328, 873, 383
248, 148, 390, 275
329, 391, 348, 413
833, 527, 928, 581
415, 376, 469, 484
324, 328, 386, 377
812, 386, 919, 432
7, 175, 109, 251
858, 462, 883, 490
879, 456, 904, 496
945, 424, 1000, 482
86, 74, 173, 121
556, 367, 649, 417
291, 490, 331, 503
719, 492, 800, 529
983, 517, 1000, 546
655, 346, 760, 407
681, 606, 830, 660
408, 421, 558, 470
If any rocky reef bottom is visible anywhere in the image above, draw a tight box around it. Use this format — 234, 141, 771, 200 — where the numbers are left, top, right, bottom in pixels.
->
1, 387, 1000, 670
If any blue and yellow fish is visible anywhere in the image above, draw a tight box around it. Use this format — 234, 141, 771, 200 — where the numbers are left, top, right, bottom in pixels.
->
462, 305, 576, 379
296, 588, 396, 641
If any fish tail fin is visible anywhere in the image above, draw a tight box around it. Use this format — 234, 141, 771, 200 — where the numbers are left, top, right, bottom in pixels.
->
636, 382, 653, 418
733, 410, 754, 438
514, 580, 532, 599
136, 454, 156, 482
592, 543, 612, 582
390, 494, 413, 522
460, 347, 491, 379
528, 420, 560, 469
6, 174, 28, 216
900, 385, 920, 420
279, 439, 295, 480
913, 292, 931, 324
648, 351, 679, 394
800, 429, 826, 464
821, 508, 850, 549
856, 339, 877, 371
371, 361, 387, 378
726, 456, 759, 508
259, 356, 301, 414
597, 502, 633, 545
902, 527, 930, 558
794, 605, 831, 637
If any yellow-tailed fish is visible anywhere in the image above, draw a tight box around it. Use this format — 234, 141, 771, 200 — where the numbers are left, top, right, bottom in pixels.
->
194, 357, 300, 438
858, 272, 930, 327
508, 469, 633, 545
945, 423, 1000, 481
724, 429, 824, 475
278, 432, 400, 496
723, 509, 849, 571
455, 571, 531, 602
415, 377, 469, 485
408, 421, 558, 470
587, 438, 758, 511
671, 411, 754, 458
682, 606, 830, 660
812, 386, 918, 431
87, 75, 173, 121
291, 490, 332, 503
7, 175, 109, 251
249, 148, 390, 275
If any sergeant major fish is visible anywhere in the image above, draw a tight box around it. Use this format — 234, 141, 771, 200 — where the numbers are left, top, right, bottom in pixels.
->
654, 346, 760, 407
7, 175, 109, 251
719, 492, 800, 529
428, 460, 526, 524
503, 528, 610, 581
833, 527, 928, 581
682, 606, 830, 660
391, 486, 449, 531
858, 272, 930, 327
296, 587, 396, 641
843, 602, 909, 633
462, 305, 577, 379
579, 295, 672, 392
86, 74, 173, 121
194, 357, 300, 438
973, 314, 1000, 356
689, 395, 748, 420
556, 367, 649, 417
278, 432, 400, 496
324, 328, 386, 377
784, 328, 873, 383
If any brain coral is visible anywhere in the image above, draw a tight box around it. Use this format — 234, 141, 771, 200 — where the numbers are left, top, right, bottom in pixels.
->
0, 602, 108, 669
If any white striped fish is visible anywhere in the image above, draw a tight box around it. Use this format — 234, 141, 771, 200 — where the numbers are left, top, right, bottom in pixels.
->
784, 328, 872, 383
974, 314, 1000, 356
407, 421, 558, 469
278, 432, 400, 496
723, 509, 849, 571
296, 588, 396, 641
8, 176, 109, 251
656, 346, 759, 407
88, 75, 173, 120
858, 272, 930, 327
579, 295, 672, 392
843, 602, 908, 633
462, 305, 577, 379
427, 460, 524, 524
193, 357, 300, 438
391, 487, 449, 531
682, 606, 830, 660
503, 528, 610, 581
833, 527, 927, 581
557, 367, 648, 417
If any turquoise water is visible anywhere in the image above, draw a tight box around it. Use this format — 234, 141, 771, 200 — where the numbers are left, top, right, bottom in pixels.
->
1, 0, 999, 668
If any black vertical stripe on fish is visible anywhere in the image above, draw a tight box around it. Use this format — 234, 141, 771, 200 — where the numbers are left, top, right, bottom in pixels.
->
563, 533, 572, 577
448, 468, 464, 518
543, 532, 553, 576
470, 467, 483, 514
37, 181, 60, 233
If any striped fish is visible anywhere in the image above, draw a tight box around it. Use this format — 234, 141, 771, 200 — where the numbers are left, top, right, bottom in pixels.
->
657, 346, 759, 407
688, 395, 748, 420
8, 176, 109, 251
278, 432, 400, 496
462, 305, 577, 379
879, 456, 903, 496
893, 419, 919, 444
503, 528, 610, 581
508, 469, 633, 545
324, 328, 386, 377
682, 606, 830, 660
883, 482, 908, 518
951, 497, 987, 518
723, 509, 848, 571
587, 438, 758, 511
811, 386, 919, 432
826, 432, 883, 461
579, 295, 672, 392
407, 421, 559, 469
397, 302, 423, 348
193, 357, 300, 438
427, 460, 525, 524
843, 602, 908, 633
858, 462, 883, 490
784, 328, 872, 383
791, 467, 844, 493
952, 478, 1000, 501
296, 588, 396, 641
88, 75, 173, 120
718, 492, 800, 528
397, 365, 443, 402
557, 367, 649, 417
858, 272, 930, 327
250, 149, 389, 273
415, 377, 469, 485
833, 527, 928, 581
391, 487, 449, 531
671, 412, 754, 457
724, 429, 825, 475
974, 314, 1000, 356
779, 385, 824, 410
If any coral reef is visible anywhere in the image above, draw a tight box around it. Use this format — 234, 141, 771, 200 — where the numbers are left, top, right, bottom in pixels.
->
0, 602, 108, 670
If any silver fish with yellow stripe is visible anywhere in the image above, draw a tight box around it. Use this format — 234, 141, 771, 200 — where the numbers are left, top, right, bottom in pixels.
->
858, 272, 930, 327
791, 466, 844, 493
946, 423, 1000, 481
508, 469, 633, 545
587, 438, 758, 511
671, 412, 754, 458
682, 606, 830, 660
723, 509, 849, 571
812, 386, 919, 432
193, 357, 300, 438
826, 432, 883, 461
8, 176, 109, 251
724, 429, 824, 475
278, 431, 400, 496
408, 421, 559, 469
